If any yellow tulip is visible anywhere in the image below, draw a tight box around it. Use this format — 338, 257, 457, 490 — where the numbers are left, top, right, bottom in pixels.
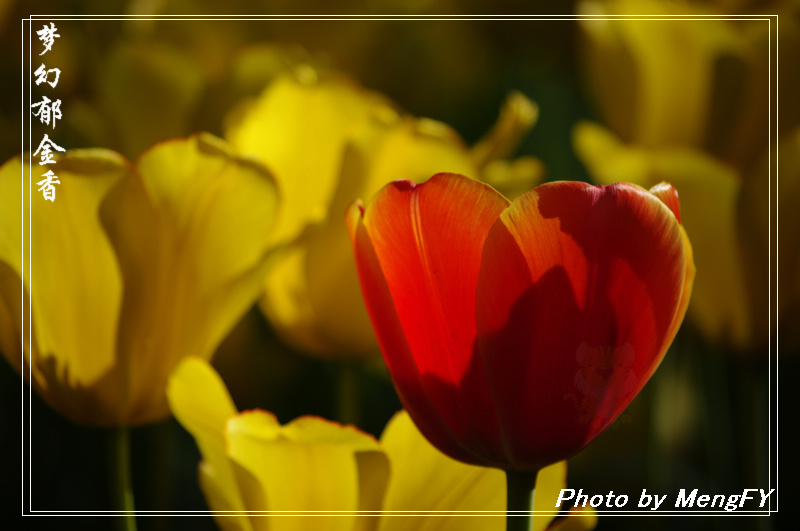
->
0, 133, 280, 425
227, 69, 543, 358
576, 0, 784, 172
167, 357, 595, 531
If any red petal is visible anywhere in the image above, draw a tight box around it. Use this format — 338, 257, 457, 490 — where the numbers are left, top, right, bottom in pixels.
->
649, 182, 681, 224
350, 173, 511, 467
476, 181, 689, 471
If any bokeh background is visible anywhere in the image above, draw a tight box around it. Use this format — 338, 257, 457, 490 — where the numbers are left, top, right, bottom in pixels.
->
1, 1, 795, 530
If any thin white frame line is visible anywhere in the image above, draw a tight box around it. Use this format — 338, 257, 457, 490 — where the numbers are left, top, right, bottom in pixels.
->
766, 13, 774, 515
767, 12, 779, 510
22, 16, 776, 21
19, 16, 25, 519
767, 14, 771, 514
24, 14, 774, 18
18, 14, 779, 517
25, 13, 775, 17
27, 15, 33, 519
28, 506, 777, 516
20, 513, 779, 517
773, 12, 779, 514
767, 15, 777, 509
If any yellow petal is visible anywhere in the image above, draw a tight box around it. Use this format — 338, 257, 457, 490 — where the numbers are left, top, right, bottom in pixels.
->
166, 357, 237, 446
226, 71, 393, 245
481, 156, 545, 201
198, 462, 256, 531
352, 118, 475, 208
229, 43, 320, 102
0, 151, 129, 424
260, 116, 477, 357
166, 359, 238, 490
167, 357, 262, 530
0, 157, 27, 369
378, 410, 569, 531
547, 506, 598, 531
471, 91, 539, 169
0, 259, 23, 373
0, 158, 24, 282
100, 133, 280, 424
576, 4, 638, 142
468, 92, 544, 201
534, 461, 569, 526
578, 0, 748, 148
574, 122, 751, 348
226, 411, 388, 531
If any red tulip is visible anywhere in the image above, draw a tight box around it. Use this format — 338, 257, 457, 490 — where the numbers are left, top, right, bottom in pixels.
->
347, 173, 694, 473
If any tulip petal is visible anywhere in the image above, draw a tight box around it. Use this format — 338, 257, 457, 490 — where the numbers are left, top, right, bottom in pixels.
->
480, 156, 545, 202
349, 174, 511, 467
547, 506, 598, 531
259, 116, 477, 357
100, 133, 280, 424
0, 152, 129, 424
471, 91, 539, 169
337, 118, 476, 222
227, 72, 390, 244
167, 357, 237, 453
198, 462, 256, 531
380, 409, 505, 511
575, 121, 746, 348
578, 0, 747, 148
378, 410, 504, 531
307, 119, 475, 354
0, 157, 24, 281
0, 157, 26, 370
226, 411, 387, 531
648, 182, 680, 224
0, 260, 24, 373
476, 180, 689, 470
167, 358, 251, 524
378, 410, 568, 531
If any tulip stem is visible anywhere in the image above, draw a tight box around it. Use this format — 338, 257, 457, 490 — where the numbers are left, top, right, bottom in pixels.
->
111, 426, 137, 531
336, 362, 360, 426
505, 469, 538, 531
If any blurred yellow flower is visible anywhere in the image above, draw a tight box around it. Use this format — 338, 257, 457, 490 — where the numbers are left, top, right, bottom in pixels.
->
227, 69, 542, 358
576, 0, 798, 172
0, 133, 280, 425
167, 357, 596, 531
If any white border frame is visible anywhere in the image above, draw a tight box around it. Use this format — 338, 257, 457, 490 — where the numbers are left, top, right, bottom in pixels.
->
19, 13, 779, 519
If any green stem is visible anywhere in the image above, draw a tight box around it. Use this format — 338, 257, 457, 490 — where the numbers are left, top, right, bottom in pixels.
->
111, 426, 137, 531
336, 362, 360, 426
143, 420, 174, 531
505, 469, 538, 531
